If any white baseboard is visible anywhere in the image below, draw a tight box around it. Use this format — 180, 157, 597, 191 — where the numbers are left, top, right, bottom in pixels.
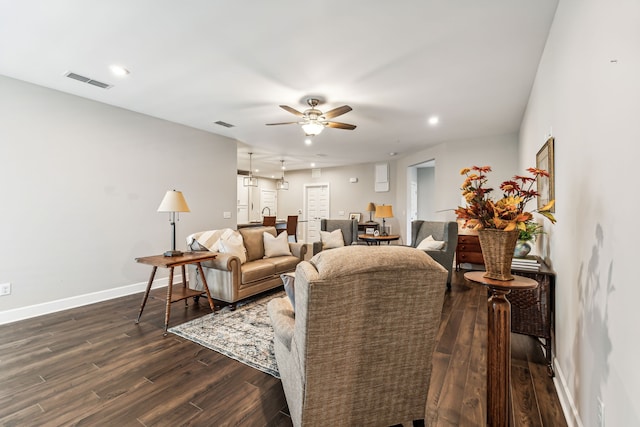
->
0, 275, 181, 326
554, 358, 584, 427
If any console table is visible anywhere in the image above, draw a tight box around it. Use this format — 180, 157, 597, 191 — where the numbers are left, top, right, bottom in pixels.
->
135, 251, 217, 335
457, 237, 556, 376
509, 259, 556, 376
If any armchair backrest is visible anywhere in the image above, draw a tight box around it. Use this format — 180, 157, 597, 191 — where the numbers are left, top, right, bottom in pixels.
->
411, 220, 457, 250
320, 218, 359, 244
410, 220, 458, 286
312, 219, 359, 255
291, 245, 447, 425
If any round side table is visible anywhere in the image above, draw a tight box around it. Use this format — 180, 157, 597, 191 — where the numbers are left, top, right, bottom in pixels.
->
464, 271, 538, 427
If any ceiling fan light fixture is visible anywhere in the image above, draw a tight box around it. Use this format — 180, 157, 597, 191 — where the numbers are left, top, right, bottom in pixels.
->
301, 121, 324, 136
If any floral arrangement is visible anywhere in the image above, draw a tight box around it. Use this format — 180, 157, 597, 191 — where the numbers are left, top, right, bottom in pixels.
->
518, 221, 544, 242
455, 166, 556, 232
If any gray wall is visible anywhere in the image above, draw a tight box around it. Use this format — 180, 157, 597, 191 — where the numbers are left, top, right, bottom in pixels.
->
417, 166, 435, 219
0, 76, 237, 319
277, 162, 398, 235
519, 0, 639, 425
396, 134, 520, 243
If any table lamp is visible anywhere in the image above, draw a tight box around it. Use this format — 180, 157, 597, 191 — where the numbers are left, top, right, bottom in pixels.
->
157, 189, 190, 257
375, 204, 393, 236
366, 202, 376, 222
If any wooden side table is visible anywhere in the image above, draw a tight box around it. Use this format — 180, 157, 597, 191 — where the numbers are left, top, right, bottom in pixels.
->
358, 234, 400, 245
135, 251, 217, 335
464, 271, 538, 427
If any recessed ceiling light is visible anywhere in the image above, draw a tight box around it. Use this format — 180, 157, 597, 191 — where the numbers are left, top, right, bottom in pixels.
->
428, 116, 439, 125
310, 163, 316, 167
389, 152, 397, 156
109, 65, 130, 76
305, 138, 312, 146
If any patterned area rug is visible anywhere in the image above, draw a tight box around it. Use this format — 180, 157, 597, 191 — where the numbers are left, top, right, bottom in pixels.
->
169, 290, 284, 378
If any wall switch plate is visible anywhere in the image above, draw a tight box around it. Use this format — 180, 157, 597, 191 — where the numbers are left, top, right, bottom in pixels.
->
338, 210, 345, 216
223, 211, 231, 219
0, 283, 11, 296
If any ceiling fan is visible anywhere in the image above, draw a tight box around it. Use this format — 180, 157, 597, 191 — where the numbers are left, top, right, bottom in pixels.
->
266, 97, 356, 136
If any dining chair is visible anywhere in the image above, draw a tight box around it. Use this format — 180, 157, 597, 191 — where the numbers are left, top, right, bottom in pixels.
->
286, 215, 298, 242
262, 216, 277, 226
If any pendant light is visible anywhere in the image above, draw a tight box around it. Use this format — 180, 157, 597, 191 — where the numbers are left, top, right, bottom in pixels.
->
243, 152, 258, 187
276, 159, 289, 190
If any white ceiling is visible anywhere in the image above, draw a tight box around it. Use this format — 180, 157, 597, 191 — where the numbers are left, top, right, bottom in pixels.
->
0, 0, 558, 177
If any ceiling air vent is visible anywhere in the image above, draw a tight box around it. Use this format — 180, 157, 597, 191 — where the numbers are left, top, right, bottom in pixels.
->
64, 71, 112, 89
214, 120, 235, 128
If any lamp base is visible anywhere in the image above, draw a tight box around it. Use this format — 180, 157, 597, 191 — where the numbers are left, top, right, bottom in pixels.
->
163, 250, 184, 257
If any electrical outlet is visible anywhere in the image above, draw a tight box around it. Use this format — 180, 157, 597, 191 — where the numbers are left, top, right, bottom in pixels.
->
0, 282, 11, 296
597, 397, 605, 427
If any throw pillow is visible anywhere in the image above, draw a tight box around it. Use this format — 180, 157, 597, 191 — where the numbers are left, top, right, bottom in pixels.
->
416, 235, 445, 250
263, 231, 292, 258
281, 272, 296, 311
320, 229, 345, 250
188, 228, 233, 252
218, 231, 247, 264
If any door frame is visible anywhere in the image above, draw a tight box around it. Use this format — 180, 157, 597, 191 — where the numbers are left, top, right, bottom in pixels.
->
303, 182, 330, 243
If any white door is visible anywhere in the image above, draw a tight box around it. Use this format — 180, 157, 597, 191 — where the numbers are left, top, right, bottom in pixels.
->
304, 183, 330, 243
237, 205, 249, 224
260, 189, 277, 218
237, 176, 249, 224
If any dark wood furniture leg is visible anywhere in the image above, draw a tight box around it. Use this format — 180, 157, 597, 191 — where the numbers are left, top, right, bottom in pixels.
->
196, 262, 215, 311
164, 267, 175, 335
136, 266, 157, 324
488, 288, 512, 427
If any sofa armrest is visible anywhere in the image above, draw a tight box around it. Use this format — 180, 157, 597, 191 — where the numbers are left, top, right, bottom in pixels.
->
289, 242, 307, 260
195, 252, 240, 272
267, 297, 295, 350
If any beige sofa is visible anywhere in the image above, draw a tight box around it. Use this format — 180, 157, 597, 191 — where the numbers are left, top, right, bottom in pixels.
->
186, 226, 307, 307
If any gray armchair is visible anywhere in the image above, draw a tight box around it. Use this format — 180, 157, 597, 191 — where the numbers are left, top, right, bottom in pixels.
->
267, 245, 447, 427
410, 220, 458, 288
311, 218, 359, 255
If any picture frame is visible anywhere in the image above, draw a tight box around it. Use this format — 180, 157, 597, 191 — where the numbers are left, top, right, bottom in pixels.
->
536, 137, 555, 212
349, 212, 361, 222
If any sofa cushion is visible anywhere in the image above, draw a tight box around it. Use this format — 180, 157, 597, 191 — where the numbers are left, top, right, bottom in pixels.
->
320, 229, 345, 250
241, 259, 277, 283
416, 235, 445, 250
268, 255, 301, 274
239, 226, 276, 262
264, 231, 292, 258
218, 231, 247, 264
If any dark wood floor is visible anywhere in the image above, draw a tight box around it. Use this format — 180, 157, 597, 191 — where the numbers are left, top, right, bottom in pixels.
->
0, 270, 567, 426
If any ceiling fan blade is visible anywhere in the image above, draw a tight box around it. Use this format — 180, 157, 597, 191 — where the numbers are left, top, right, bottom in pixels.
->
322, 105, 352, 119
324, 121, 356, 130
266, 121, 299, 126
280, 105, 305, 117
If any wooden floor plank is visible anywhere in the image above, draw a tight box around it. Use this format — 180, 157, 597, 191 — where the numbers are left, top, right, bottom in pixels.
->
0, 270, 566, 426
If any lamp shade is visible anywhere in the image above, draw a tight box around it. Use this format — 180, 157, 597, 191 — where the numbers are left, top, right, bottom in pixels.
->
301, 121, 324, 136
366, 202, 376, 212
375, 204, 393, 219
157, 190, 190, 213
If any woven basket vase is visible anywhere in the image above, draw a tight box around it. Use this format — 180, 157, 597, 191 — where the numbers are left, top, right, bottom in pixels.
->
477, 228, 519, 281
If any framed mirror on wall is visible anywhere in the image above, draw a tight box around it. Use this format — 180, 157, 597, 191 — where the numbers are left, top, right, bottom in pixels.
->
536, 137, 555, 212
